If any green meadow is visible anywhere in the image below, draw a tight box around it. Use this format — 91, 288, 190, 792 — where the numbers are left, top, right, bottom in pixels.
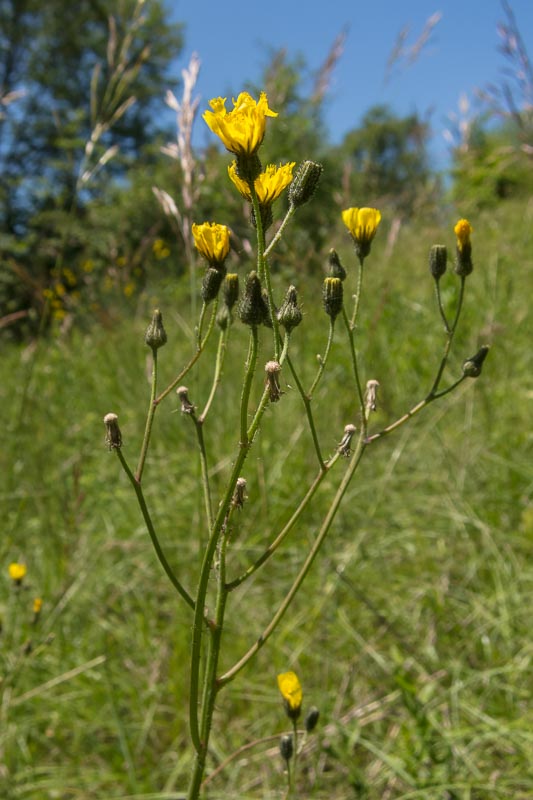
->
2, 197, 532, 799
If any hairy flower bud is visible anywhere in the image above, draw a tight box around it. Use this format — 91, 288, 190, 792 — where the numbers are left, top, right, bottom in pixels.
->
202, 267, 226, 304
429, 245, 448, 281
277, 285, 303, 333
305, 706, 320, 733
462, 345, 489, 378
145, 309, 168, 351
104, 412, 122, 450
323, 276, 343, 320
328, 249, 347, 281
238, 271, 268, 327
223, 273, 239, 310
289, 160, 323, 208
279, 734, 293, 762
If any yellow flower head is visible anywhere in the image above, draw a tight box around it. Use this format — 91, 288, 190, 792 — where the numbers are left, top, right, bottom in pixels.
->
277, 671, 303, 719
33, 597, 43, 614
228, 161, 296, 205
192, 222, 231, 266
454, 218, 473, 252
9, 562, 27, 583
342, 207, 382, 260
203, 92, 277, 157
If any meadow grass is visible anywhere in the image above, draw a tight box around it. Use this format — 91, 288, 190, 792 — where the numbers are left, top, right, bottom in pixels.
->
1, 199, 532, 799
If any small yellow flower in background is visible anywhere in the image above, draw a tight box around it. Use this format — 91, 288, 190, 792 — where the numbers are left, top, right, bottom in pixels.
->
203, 92, 277, 157
342, 207, 382, 259
82, 258, 95, 273
277, 671, 303, 719
454, 218, 473, 252
152, 238, 171, 260
192, 222, 230, 267
123, 281, 136, 298
228, 161, 296, 205
33, 597, 43, 614
9, 562, 27, 584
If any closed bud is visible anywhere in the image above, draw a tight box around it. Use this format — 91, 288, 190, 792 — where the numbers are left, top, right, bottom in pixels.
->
104, 412, 122, 450
223, 273, 239, 310
462, 345, 489, 378
202, 267, 225, 304
238, 272, 267, 327
216, 304, 232, 331
277, 285, 303, 333
328, 249, 347, 281
305, 706, 320, 733
279, 734, 293, 763
323, 276, 343, 320
289, 160, 323, 208
429, 245, 447, 280
145, 309, 167, 351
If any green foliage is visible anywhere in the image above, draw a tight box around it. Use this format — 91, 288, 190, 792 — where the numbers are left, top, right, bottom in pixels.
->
450, 117, 533, 211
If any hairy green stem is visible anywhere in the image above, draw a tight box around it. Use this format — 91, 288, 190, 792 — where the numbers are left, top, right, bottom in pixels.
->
286, 354, 325, 469
116, 449, 194, 610
136, 348, 158, 482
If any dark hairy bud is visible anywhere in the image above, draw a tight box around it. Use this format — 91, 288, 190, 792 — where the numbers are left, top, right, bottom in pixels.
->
145, 309, 167, 351
462, 345, 489, 378
429, 245, 447, 280
289, 160, 323, 208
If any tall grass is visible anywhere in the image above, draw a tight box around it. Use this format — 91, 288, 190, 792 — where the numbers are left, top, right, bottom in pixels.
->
1, 198, 532, 798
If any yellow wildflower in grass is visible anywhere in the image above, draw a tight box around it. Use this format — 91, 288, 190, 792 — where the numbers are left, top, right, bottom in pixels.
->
33, 597, 43, 614
454, 218, 473, 252
9, 562, 27, 583
203, 92, 277, 157
152, 238, 171, 260
342, 207, 382, 259
192, 222, 230, 266
228, 161, 296, 205
277, 671, 303, 719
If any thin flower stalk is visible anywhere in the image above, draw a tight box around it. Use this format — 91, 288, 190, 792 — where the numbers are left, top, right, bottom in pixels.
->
286, 353, 325, 469
308, 316, 336, 398
135, 348, 159, 482
116, 448, 194, 610
341, 307, 366, 426
198, 327, 229, 423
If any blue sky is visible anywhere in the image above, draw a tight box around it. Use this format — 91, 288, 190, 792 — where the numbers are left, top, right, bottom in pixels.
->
167, 0, 533, 170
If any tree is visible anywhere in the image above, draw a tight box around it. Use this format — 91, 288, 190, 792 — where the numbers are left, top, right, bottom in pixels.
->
337, 105, 437, 218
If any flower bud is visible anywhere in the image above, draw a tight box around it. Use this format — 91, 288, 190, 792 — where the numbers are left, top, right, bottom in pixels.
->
104, 412, 122, 450
279, 734, 294, 763
322, 277, 343, 320
238, 271, 267, 327
328, 249, 347, 281
454, 218, 473, 276
265, 360, 282, 402
216, 305, 231, 331
202, 267, 225, 304
462, 345, 489, 378
429, 245, 447, 281
337, 423, 357, 456
304, 706, 320, 733
223, 273, 239, 310
277, 285, 303, 333
145, 309, 167, 351
176, 386, 195, 414
289, 160, 323, 208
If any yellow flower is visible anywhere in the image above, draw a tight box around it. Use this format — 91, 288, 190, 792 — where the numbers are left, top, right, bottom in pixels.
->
33, 597, 43, 614
228, 161, 296, 205
192, 222, 230, 266
9, 562, 27, 583
203, 91, 277, 157
277, 671, 302, 719
152, 238, 171, 260
454, 218, 473, 252
342, 207, 381, 246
